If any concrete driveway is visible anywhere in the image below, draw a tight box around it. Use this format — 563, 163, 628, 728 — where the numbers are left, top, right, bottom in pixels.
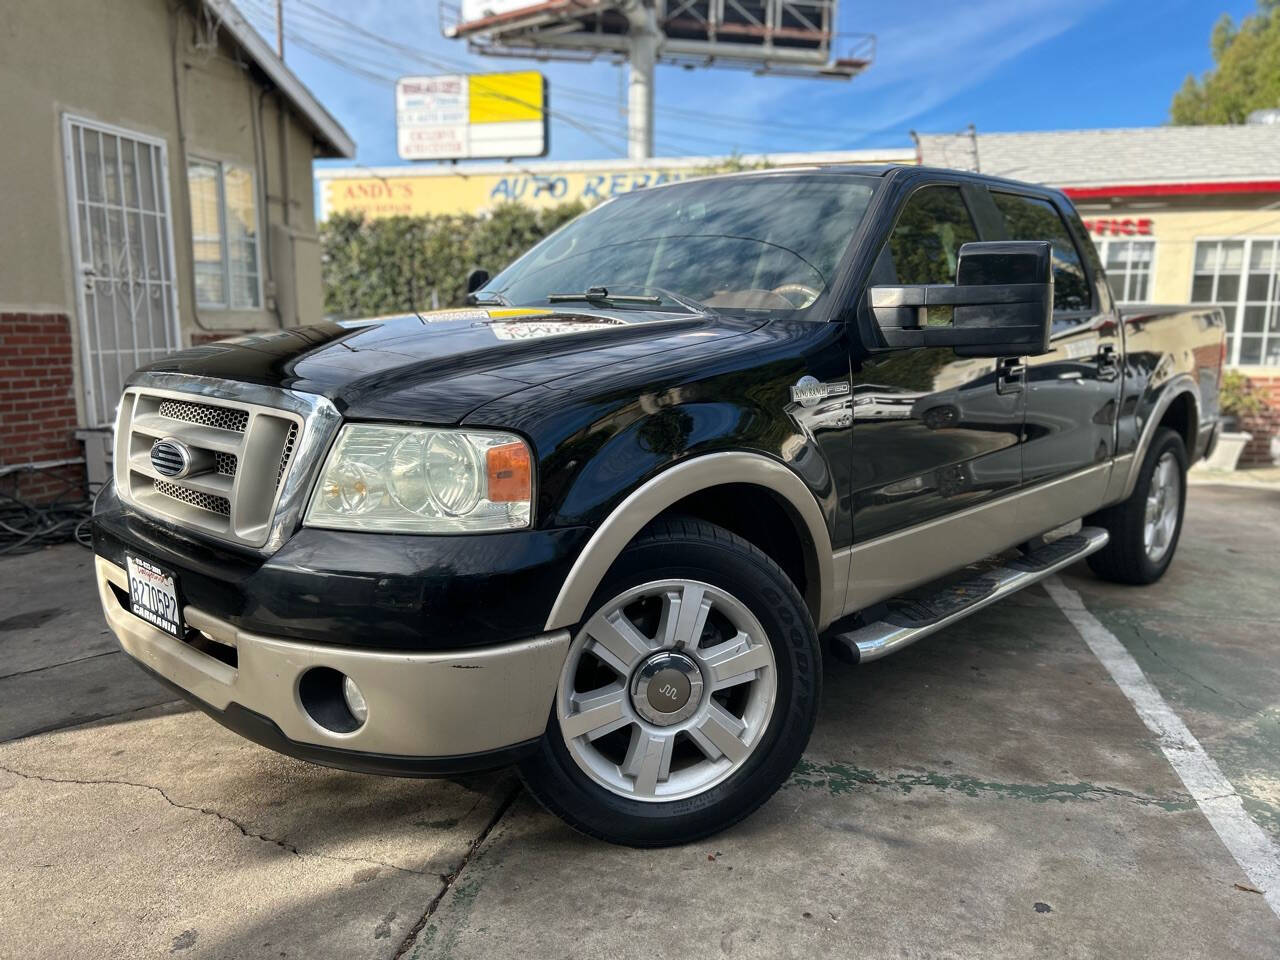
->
2, 484, 1277, 959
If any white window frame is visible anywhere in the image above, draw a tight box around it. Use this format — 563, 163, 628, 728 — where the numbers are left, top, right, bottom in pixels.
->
1093, 237, 1157, 304
1189, 235, 1280, 368
187, 155, 263, 311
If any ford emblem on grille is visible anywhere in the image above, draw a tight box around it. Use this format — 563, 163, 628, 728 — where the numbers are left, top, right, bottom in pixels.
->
150, 438, 193, 479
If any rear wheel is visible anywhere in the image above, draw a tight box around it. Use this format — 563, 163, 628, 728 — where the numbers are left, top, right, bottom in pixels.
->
1087, 427, 1188, 584
518, 518, 820, 847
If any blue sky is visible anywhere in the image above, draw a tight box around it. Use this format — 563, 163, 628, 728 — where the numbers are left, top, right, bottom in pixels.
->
238, 0, 1258, 168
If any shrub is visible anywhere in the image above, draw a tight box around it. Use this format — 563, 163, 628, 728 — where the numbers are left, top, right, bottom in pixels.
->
320, 201, 586, 319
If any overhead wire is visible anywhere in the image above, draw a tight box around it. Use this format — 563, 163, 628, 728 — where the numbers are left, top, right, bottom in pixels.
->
242, 0, 885, 156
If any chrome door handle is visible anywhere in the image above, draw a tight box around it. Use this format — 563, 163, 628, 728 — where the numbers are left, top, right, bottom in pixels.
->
1097, 343, 1119, 381
997, 358, 1026, 395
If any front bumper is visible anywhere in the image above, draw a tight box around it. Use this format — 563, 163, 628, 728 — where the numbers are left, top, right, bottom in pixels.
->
96, 556, 568, 772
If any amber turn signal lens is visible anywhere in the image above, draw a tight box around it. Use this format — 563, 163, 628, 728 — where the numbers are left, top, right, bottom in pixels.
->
486, 441, 532, 503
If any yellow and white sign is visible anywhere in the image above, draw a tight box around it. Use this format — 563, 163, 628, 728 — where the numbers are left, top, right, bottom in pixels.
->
396, 71, 547, 161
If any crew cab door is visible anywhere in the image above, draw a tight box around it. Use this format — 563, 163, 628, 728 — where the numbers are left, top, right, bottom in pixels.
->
985, 189, 1122, 489
843, 179, 1027, 610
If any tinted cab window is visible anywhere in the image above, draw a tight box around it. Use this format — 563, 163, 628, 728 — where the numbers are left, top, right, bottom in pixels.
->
876, 185, 979, 286
990, 192, 1090, 311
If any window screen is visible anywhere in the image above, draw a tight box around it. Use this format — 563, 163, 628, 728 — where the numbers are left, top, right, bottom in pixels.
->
186, 159, 261, 309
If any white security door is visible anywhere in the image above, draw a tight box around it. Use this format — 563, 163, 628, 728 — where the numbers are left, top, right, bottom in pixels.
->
63, 116, 181, 426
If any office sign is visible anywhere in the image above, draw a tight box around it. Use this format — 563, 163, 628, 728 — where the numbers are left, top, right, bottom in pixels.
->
396, 71, 547, 161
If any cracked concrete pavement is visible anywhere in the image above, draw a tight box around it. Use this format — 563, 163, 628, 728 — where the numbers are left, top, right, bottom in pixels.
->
1, 484, 1277, 958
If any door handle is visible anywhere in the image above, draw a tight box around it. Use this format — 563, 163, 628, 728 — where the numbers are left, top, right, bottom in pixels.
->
1097, 343, 1119, 381
997, 358, 1026, 395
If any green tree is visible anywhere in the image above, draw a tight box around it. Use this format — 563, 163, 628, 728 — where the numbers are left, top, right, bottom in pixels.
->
1172, 1, 1280, 124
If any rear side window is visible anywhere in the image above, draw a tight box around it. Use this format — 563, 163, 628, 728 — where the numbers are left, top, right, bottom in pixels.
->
879, 185, 979, 286
991, 192, 1091, 311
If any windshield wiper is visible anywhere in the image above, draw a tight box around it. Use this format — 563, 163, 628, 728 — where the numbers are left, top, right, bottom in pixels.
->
547, 285, 662, 306
546, 285, 717, 314
468, 291, 511, 306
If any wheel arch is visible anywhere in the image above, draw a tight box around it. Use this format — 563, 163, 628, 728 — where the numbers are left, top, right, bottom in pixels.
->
543, 452, 836, 633
1118, 374, 1200, 500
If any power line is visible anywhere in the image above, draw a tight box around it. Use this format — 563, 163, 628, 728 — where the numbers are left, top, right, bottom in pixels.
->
251, 0, 886, 154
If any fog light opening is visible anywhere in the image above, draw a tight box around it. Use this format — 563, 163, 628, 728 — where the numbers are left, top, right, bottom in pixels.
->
298, 667, 366, 733
342, 675, 369, 725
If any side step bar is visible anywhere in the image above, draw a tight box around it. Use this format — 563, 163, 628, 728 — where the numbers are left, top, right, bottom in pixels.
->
829, 527, 1110, 665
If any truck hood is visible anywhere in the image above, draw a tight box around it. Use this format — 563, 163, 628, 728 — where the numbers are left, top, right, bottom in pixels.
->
133, 306, 758, 423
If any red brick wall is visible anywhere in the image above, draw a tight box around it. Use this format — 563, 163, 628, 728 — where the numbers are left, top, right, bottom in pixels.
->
1238, 373, 1280, 467
1, 312, 83, 502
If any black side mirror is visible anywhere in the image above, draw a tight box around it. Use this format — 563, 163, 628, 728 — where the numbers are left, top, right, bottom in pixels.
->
464, 268, 490, 299
868, 241, 1053, 357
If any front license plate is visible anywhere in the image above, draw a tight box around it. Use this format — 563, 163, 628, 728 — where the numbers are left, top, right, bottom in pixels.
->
126, 554, 185, 638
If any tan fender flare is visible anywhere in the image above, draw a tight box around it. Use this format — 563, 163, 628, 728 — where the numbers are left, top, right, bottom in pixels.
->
543, 452, 837, 633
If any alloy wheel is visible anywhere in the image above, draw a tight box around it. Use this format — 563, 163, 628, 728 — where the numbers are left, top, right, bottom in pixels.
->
556, 579, 777, 802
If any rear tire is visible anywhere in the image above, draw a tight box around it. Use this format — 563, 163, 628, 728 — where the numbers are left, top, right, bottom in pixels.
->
518, 518, 821, 847
1087, 427, 1188, 585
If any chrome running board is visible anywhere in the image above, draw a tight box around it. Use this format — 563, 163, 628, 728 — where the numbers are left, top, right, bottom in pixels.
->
829, 527, 1110, 665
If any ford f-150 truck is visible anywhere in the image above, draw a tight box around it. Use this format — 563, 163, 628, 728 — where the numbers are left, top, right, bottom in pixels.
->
92, 165, 1225, 847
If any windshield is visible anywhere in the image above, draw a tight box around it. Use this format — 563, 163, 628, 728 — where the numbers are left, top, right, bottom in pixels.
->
482, 174, 878, 314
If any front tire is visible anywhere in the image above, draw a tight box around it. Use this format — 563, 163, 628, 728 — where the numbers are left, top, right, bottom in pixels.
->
518, 518, 821, 847
1087, 427, 1188, 585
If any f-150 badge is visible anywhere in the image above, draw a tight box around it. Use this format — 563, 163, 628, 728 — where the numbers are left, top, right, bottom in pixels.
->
790, 376, 850, 408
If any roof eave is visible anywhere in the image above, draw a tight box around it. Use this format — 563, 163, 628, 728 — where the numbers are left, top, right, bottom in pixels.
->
202, 0, 356, 159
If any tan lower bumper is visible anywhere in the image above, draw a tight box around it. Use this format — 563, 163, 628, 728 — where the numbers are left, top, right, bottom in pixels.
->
96, 556, 569, 758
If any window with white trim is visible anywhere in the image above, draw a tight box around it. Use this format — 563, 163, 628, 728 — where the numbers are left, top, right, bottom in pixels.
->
1191, 238, 1280, 366
187, 158, 261, 309
1094, 238, 1154, 303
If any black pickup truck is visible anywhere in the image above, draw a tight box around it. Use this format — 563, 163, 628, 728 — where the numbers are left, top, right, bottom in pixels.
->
92, 165, 1224, 846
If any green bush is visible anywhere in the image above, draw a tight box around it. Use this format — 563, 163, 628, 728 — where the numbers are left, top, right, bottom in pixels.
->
1220, 369, 1269, 418
320, 201, 586, 319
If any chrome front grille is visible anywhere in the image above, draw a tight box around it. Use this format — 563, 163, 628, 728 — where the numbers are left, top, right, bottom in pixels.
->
157, 398, 250, 433
114, 380, 337, 551
155, 478, 232, 517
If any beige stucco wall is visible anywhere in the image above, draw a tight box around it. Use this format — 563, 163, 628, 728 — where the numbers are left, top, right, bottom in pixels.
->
1126, 207, 1280, 306
0, 0, 327, 415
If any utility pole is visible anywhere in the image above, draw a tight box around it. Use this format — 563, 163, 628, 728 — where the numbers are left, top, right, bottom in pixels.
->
623, 1, 659, 159
276, 0, 284, 58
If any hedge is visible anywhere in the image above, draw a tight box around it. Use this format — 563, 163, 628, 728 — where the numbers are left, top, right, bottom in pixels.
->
320, 201, 586, 319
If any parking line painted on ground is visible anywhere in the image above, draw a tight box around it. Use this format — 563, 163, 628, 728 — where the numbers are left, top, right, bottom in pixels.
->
1044, 575, 1280, 919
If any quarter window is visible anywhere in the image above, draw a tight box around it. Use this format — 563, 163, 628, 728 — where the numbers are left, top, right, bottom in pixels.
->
1095, 239, 1155, 303
1191, 238, 1280, 366
991, 192, 1091, 312
187, 158, 261, 309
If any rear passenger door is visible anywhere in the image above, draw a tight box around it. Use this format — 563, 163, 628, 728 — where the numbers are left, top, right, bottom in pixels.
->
987, 189, 1122, 485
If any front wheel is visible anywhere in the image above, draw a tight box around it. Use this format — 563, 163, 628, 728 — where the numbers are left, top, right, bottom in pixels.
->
1087, 427, 1188, 585
518, 518, 821, 847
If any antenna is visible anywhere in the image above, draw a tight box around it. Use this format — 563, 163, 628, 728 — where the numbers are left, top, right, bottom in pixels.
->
440, 0, 875, 159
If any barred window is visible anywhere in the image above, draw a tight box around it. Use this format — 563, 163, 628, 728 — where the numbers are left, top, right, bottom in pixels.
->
187, 158, 261, 310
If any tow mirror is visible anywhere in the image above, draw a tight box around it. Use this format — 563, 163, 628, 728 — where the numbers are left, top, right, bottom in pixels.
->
465, 267, 490, 296
868, 241, 1053, 357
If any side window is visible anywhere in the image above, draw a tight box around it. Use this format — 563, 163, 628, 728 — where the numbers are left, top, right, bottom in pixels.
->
878, 185, 979, 286
991, 192, 1091, 311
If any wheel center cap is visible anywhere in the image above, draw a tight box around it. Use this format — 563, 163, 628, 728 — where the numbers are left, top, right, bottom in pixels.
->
631, 651, 703, 726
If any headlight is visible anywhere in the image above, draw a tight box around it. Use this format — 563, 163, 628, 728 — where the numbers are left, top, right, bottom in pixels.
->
304, 425, 532, 533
